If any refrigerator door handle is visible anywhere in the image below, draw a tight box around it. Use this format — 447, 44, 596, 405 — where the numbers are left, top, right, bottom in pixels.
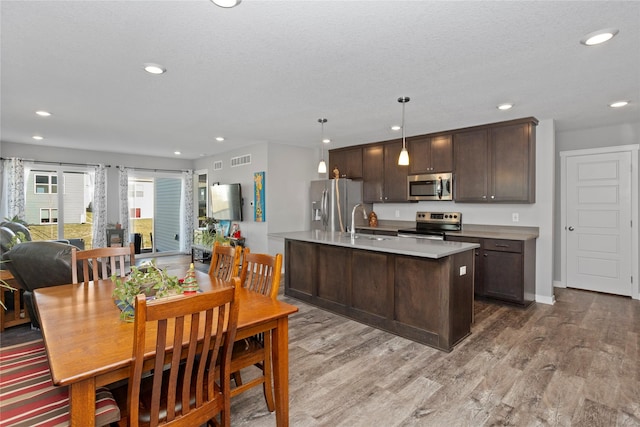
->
321, 188, 328, 228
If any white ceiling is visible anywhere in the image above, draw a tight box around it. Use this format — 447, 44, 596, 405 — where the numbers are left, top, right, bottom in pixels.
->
1, 1, 638, 160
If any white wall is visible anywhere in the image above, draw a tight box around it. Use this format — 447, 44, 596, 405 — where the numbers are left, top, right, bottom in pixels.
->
193, 142, 317, 256
554, 122, 640, 281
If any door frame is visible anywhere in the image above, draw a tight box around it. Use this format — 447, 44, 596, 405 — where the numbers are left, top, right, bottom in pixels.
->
560, 144, 639, 299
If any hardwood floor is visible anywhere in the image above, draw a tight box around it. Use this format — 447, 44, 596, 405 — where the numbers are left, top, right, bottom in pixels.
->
2, 265, 638, 426
228, 288, 639, 427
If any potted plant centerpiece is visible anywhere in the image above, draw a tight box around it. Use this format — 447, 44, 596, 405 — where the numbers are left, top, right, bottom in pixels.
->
112, 259, 183, 321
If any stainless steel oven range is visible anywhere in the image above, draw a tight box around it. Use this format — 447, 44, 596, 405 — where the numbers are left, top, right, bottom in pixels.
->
397, 211, 462, 240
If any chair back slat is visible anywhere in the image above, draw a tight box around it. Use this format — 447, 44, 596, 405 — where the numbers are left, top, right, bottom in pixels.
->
71, 243, 135, 283
208, 241, 241, 281
127, 277, 240, 427
239, 251, 282, 300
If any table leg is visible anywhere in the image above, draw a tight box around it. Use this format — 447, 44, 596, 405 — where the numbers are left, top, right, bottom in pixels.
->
69, 378, 95, 427
272, 317, 289, 427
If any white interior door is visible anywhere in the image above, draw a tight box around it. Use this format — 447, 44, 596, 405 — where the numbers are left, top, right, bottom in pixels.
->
565, 151, 632, 296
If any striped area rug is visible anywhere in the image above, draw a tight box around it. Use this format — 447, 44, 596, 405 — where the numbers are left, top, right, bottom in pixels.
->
0, 339, 120, 427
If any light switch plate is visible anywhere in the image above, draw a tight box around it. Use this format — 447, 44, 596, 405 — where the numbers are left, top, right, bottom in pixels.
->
460, 265, 467, 276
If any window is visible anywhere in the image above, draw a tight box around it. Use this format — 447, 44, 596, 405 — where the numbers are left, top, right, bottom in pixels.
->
35, 174, 58, 194
26, 168, 94, 247
40, 208, 58, 224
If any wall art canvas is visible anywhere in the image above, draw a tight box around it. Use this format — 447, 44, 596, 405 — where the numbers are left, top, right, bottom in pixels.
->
254, 171, 265, 222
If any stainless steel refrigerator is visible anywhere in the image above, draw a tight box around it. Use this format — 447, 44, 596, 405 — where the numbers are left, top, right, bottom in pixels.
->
310, 179, 366, 232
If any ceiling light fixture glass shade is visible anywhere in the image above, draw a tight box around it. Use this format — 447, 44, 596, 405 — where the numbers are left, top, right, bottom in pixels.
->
580, 29, 619, 46
397, 97, 410, 166
210, 0, 241, 8
497, 103, 514, 110
609, 100, 629, 108
143, 63, 166, 74
317, 118, 328, 174
36, 110, 51, 117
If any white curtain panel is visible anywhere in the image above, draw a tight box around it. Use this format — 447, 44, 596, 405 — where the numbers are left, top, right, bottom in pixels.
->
92, 164, 108, 248
0, 158, 26, 221
180, 170, 194, 253
118, 166, 130, 244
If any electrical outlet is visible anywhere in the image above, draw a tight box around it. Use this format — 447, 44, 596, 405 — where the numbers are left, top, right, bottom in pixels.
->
512, 213, 519, 222
395, 210, 400, 218
460, 266, 467, 276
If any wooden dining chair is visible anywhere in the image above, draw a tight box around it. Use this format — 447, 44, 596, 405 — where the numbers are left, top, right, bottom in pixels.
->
115, 277, 240, 427
207, 241, 241, 281
71, 243, 135, 283
230, 250, 283, 412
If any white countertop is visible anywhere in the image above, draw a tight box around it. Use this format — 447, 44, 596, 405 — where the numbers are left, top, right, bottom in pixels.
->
270, 230, 479, 259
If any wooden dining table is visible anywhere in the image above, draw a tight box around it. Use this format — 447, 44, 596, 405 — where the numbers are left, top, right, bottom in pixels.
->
33, 269, 298, 427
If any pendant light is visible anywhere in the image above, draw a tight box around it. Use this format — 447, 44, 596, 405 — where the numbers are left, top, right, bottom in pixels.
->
397, 96, 410, 166
317, 118, 328, 174
210, 0, 241, 8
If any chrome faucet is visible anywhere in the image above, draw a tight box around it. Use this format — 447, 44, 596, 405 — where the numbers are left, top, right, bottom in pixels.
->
351, 203, 367, 238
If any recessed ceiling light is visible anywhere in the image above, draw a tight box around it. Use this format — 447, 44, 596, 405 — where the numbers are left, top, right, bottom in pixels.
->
210, 0, 241, 8
322, 138, 331, 144
36, 110, 51, 117
174, 151, 181, 155
609, 100, 629, 108
580, 29, 619, 46
215, 137, 225, 142
497, 103, 514, 111
32, 135, 44, 140
391, 125, 401, 131
144, 63, 166, 74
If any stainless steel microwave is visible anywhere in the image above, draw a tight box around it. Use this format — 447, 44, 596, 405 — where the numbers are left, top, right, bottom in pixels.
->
407, 173, 453, 201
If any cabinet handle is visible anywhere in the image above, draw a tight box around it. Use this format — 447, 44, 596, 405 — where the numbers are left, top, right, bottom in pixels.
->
491, 195, 495, 199
482, 195, 487, 199
494, 244, 510, 248
483, 253, 488, 257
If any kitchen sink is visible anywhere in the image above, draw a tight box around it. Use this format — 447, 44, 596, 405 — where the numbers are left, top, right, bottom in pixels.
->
353, 234, 390, 241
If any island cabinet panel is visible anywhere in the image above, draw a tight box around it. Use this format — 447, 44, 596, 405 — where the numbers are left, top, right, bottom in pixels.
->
284, 238, 475, 352
285, 240, 315, 297
351, 250, 388, 319
394, 256, 442, 334
317, 245, 350, 306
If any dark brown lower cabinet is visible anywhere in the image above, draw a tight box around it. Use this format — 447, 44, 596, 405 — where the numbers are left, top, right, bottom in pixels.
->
284, 239, 475, 352
447, 236, 536, 307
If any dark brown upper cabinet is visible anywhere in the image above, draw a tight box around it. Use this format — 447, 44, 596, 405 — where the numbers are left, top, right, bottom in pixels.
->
453, 118, 537, 203
363, 140, 408, 203
328, 146, 363, 179
407, 134, 453, 174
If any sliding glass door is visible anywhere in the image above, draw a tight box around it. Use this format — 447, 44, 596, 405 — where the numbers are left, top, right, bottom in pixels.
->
128, 173, 182, 256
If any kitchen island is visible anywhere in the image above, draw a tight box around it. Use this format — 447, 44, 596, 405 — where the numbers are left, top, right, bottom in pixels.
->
271, 230, 479, 352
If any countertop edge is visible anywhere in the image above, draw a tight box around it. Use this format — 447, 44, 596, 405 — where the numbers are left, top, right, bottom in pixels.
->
355, 223, 539, 241
270, 231, 479, 259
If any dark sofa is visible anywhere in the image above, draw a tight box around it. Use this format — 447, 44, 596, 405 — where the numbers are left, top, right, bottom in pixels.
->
2, 241, 78, 328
